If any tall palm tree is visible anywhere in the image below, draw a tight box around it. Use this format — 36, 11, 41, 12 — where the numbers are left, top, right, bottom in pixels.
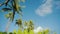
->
5, 12, 14, 32
0, 0, 23, 32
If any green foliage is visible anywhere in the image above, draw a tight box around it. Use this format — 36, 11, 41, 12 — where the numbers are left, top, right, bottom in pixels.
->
0, 29, 57, 34
23, 29, 28, 34
2, 32, 7, 34
13, 30, 17, 34
29, 30, 34, 34
0, 32, 2, 34
38, 31, 42, 34
17, 30, 23, 34
9, 32, 13, 34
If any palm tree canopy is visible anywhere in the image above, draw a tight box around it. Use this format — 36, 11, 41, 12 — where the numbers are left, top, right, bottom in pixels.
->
16, 19, 22, 26
24, 21, 28, 26
5, 12, 14, 21
29, 20, 34, 26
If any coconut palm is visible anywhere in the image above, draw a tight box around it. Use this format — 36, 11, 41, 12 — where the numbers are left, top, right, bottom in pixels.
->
24, 21, 28, 27
24, 20, 34, 32
28, 20, 34, 30
5, 12, 14, 21
0, 0, 23, 32
1, 0, 22, 17
15, 19, 23, 30
5, 12, 14, 32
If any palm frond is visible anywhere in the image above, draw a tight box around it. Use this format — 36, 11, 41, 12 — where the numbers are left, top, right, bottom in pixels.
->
2, 8, 12, 11
4, 0, 10, 6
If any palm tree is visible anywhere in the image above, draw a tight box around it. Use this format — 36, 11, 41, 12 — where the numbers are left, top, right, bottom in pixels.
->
15, 19, 23, 30
5, 12, 14, 32
0, 0, 23, 32
24, 20, 34, 32
28, 20, 34, 30
24, 21, 28, 29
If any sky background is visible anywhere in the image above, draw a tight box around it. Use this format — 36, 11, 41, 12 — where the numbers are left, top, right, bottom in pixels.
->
0, 0, 60, 34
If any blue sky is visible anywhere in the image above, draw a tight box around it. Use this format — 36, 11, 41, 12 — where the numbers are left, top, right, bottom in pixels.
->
0, 0, 60, 34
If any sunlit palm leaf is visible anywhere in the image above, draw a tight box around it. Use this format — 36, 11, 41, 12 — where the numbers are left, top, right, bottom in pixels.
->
5, 14, 10, 19
5, 12, 14, 21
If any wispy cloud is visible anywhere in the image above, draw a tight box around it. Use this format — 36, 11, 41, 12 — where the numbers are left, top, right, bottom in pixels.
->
35, 0, 52, 16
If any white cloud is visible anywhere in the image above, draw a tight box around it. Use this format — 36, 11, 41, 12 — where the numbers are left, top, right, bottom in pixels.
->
35, 0, 52, 16
34, 26, 43, 33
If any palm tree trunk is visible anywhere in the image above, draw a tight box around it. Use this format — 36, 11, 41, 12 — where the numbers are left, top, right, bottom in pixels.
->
5, 18, 12, 32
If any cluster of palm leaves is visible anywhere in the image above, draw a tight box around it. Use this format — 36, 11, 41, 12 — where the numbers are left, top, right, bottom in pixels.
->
0, 0, 24, 21
0, 0, 25, 32
24, 20, 34, 32
15, 19, 34, 32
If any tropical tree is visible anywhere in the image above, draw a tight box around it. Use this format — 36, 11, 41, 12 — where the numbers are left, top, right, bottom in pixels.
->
28, 20, 34, 30
24, 20, 34, 32
5, 12, 14, 32
0, 0, 25, 32
15, 19, 23, 30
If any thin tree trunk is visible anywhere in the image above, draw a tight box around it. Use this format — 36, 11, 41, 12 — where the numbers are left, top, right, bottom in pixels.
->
5, 18, 12, 32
